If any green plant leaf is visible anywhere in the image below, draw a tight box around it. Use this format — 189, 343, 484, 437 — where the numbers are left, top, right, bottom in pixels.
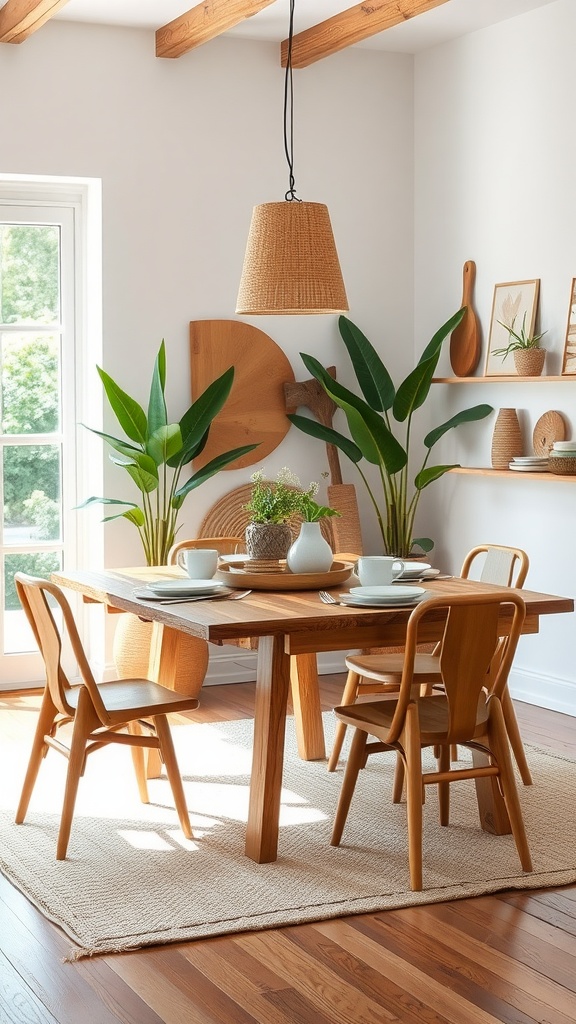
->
146, 423, 182, 466
415, 464, 459, 489
81, 425, 142, 459
101, 507, 145, 525
147, 341, 168, 436
411, 537, 434, 553
75, 495, 139, 511
122, 461, 159, 494
424, 404, 493, 448
174, 444, 259, 498
168, 367, 234, 468
417, 307, 466, 364
338, 316, 395, 411
287, 413, 363, 463
97, 366, 147, 444
393, 353, 439, 423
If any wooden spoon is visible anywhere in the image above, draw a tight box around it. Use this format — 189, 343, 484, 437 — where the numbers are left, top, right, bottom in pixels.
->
449, 261, 481, 377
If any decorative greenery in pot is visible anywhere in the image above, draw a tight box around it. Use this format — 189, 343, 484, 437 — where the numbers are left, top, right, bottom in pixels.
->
493, 312, 548, 377
243, 468, 339, 563
79, 341, 258, 565
288, 311, 493, 559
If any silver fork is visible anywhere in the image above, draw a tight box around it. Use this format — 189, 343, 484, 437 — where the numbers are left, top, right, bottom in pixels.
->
318, 590, 338, 604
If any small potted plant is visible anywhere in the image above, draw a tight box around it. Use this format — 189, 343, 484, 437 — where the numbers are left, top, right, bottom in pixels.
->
493, 312, 548, 377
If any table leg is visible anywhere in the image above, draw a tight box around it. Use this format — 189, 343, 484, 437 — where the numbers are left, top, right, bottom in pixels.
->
245, 635, 291, 863
471, 747, 512, 835
290, 654, 326, 761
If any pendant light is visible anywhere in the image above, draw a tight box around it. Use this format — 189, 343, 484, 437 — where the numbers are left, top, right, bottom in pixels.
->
236, 0, 348, 316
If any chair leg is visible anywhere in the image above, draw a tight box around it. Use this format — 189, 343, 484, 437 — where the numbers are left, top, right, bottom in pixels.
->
392, 752, 405, 803
501, 687, 533, 786
403, 703, 423, 891
153, 715, 193, 840
437, 744, 450, 826
327, 670, 361, 771
128, 721, 150, 803
15, 691, 59, 824
331, 727, 368, 846
488, 699, 533, 873
57, 689, 96, 860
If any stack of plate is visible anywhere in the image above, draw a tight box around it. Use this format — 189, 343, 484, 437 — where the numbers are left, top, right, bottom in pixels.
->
398, 561, 432, 579
141, 579, 227, 599
549, 441, 576, 475
509, 456, 549, 472
339, 586, 426, 608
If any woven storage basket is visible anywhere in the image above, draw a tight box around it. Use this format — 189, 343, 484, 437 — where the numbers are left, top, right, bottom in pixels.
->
513, 347, 546, 376
549, 455, 576, 475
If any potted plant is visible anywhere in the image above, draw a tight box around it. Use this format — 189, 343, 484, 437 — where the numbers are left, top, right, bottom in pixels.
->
288, 311, 493, 559
493, 312, 548, 377
243, 468, 339, 567
79, 340, 257, 564
79, 341, 258, 695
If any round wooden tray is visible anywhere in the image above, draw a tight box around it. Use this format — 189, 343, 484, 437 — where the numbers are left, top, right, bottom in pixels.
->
216, 560, 354, 591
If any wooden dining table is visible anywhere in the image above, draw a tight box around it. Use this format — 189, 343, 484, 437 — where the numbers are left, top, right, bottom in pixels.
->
52, 566, 573, 863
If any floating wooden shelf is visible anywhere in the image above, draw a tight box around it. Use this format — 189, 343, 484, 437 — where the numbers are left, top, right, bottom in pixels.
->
433, 376, 570, 383
450, 467, 576, 481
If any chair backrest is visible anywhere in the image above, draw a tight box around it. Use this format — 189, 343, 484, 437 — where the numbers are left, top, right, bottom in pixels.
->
460, 544, 529, 588
389, 591, 526, 745
15, 573, 110, 723
167, 536, 243, 565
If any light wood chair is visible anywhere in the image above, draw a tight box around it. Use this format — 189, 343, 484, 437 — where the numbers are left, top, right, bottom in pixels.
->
15, 573, 198, 860
328, 543, 532, 783
330, 591, 532, 891
167, 535, 243, 565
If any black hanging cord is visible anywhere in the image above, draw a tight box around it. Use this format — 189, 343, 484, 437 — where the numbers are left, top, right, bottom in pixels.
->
283, 0, 301, 202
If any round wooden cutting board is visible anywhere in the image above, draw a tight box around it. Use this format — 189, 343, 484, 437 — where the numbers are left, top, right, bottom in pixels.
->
533, 411, 567, 456
190, 320, 296, 471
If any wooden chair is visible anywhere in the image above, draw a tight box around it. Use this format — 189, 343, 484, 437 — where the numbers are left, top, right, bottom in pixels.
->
330, 591, 532, 891
167, 535, 243, 564
15, 573, 198, 860
328, 544, 532, 783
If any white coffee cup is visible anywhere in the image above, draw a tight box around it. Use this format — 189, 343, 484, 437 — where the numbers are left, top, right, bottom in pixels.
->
177, 548, 219, 579
357, 556, 406, 586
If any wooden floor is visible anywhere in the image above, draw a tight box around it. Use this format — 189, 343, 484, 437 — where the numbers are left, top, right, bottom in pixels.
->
1, 676, 575, 1024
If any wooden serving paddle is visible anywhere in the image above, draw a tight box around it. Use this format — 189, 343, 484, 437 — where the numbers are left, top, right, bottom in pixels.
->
449, 261, 482, 376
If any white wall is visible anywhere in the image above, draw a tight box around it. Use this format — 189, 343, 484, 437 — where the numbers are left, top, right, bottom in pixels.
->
0, 21, 414, 680
414, 0, 576, 713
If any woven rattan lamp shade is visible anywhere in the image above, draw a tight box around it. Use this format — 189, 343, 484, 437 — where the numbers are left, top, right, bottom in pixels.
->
236, 201, 349, 315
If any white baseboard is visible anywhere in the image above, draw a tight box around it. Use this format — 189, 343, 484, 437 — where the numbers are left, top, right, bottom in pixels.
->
508, 666, 576, 717
203, 648, 348, 685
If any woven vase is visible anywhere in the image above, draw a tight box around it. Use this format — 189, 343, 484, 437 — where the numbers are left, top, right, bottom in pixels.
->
491, 408, 523, 469
514, 348, 546, 376
245, 522, 292, 561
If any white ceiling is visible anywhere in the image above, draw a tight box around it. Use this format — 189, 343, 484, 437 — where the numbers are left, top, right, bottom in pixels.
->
49, 0, 559, 54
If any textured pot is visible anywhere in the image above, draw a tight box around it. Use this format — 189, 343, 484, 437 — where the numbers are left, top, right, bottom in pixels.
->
245, 522, 292, 561
491, 408, 523, 469
514, 347, 546, 376
112, 612, 209, 698
286, 521, 333, 573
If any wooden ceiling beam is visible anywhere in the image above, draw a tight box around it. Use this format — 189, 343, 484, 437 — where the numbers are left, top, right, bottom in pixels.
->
281, 0, 451, 69
156, 0, 279, 59
0, 0, 70, 44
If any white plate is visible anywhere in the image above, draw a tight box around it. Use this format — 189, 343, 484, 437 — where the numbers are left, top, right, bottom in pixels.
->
509, 464, 548, 472
218, 553, 247, 564
398, 562, 431, 577
511, 458, 548, 465
350, 585, 426, 601
146, 579, 226, 597
339, 592, 425, 608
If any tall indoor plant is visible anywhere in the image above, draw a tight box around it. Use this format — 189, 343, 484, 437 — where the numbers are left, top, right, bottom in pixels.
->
80, 341, 257, 564
288, 311, 492, 557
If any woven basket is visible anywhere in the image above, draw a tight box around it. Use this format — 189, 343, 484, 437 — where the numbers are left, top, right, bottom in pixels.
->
513, 347, 546, 376
491, 408, 522, 469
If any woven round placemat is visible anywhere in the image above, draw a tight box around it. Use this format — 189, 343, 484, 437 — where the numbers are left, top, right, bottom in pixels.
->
199, 484, 334, 547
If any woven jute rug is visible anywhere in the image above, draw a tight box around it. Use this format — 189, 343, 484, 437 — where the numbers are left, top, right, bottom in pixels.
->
0, 712, 575, 959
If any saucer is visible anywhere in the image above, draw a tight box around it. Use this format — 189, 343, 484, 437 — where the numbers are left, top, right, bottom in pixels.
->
146, 579, 226, 597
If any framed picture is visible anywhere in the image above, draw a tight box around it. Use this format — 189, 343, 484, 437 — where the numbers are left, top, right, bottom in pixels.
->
484, 279, 540, 376
562, 277, 576, 375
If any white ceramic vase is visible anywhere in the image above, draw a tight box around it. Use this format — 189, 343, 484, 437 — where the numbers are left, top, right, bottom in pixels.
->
286, 521, 333, 574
